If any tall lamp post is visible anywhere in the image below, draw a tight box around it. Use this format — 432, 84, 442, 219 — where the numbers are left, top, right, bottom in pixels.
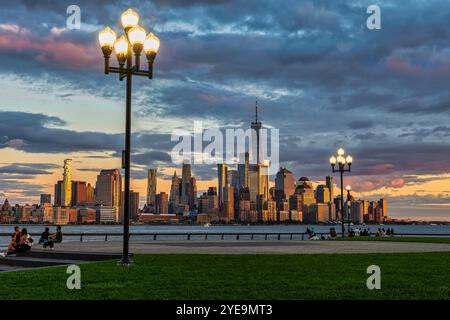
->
329, 148, 353, 238
346, 185, 352, 232
98, 8, 160, 265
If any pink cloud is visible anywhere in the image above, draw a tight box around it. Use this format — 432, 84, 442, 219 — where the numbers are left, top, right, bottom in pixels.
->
0, 34, 100, 70
386, 56, 424, 76
390, 177, 405, 188
365, 163, 395, 175
0, 24, 30, 36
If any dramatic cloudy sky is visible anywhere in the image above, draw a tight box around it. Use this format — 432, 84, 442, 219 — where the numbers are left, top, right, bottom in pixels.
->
1, 0, 450, 220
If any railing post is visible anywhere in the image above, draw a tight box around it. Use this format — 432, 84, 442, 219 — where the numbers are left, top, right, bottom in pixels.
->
205, 234, 208, 240
80, 234, 83, 242
221, 234, 224, 240
187, 234, 191, 240
105, 234, 108, 241
153, 234, 157, 240
265, 234, 267, 240
251, 234, 254, 240
278, 233, 281, 240
302, 233, 304, 240
236, 234, 240, 240
290, 233, 293, 240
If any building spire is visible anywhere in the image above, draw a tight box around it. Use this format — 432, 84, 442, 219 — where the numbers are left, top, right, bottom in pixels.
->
255, 97, 258, 122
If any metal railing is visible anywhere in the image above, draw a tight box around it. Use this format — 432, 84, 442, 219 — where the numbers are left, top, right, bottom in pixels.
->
1, 231, 450, 245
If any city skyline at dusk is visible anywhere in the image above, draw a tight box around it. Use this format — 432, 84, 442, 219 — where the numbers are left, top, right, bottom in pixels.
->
1, 0, 450, 220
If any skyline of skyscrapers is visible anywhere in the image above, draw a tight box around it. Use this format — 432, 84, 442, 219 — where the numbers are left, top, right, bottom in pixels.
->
0, 104, 389, 225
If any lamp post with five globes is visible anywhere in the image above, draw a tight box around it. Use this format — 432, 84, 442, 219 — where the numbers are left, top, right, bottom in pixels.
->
98, 8, 160, 265
329, 148, 353, 238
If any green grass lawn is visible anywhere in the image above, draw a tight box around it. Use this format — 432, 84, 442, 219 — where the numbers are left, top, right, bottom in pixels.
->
1, 252, 450, 300
333, 236, 450, 244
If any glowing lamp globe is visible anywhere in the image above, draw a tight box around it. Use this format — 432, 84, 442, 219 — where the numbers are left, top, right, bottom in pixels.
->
144, 33, 160, 54
128, 26, 146, 46
329, 156, 337, 165
121, 8, 139, 30
346, 155, 353, 164
98, 26, 116, 49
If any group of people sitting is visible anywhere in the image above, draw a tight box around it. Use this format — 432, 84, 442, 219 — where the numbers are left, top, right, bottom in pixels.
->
38, 226, 63, 248
1, 225, 62, 257
1, 226, 34, 257
341, 227, 395, 237
375, 228, 395, 237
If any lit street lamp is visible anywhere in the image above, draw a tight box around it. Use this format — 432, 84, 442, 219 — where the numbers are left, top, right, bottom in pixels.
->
329, 148, 353, 238
98, 8, 160, 265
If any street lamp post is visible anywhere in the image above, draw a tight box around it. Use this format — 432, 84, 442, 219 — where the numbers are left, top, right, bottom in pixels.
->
329, 148, 353, 238
98, 8, 160, 265
346, 185, 352, 233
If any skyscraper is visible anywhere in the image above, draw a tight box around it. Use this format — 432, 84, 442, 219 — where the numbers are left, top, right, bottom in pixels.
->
238, 152, 249, 189
316, 185, 330, 204
326, 176, 334, 203
217, 163, 228, 207
54, 180, 63, 206
189, 176, 197, 210
181, 161, 191, 206
169, 171, 181, 213
378, 198, 388, 217
121, 190, 140, 220
275, 167, 296, 199
155, 192, 169, 214
248, 163, 269, 203
250, 98, 263, 164
147, 168, 157, 207
221, 184, 234, 221
61, 159, 72, 207
95, 169, 122, 222
71, 181, 87, 206
86, 183, 95, 204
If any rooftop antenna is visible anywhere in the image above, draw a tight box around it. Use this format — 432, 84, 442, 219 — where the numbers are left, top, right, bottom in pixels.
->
255, 97, 258, 122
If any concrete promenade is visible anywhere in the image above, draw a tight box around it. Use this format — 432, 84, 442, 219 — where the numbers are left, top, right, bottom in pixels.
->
52, 240, 450, 255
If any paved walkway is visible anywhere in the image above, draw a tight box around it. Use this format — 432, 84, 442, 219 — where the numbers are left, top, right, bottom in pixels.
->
52, 240, 450, 255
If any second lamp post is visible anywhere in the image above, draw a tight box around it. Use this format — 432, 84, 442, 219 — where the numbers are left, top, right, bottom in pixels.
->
329, 148, 353, 238
98, 8, 160, 265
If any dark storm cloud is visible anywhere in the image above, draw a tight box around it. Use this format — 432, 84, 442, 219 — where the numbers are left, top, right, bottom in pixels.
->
0, 111, 175, 156
0, 163, 60, 175
347, 119, 374, 130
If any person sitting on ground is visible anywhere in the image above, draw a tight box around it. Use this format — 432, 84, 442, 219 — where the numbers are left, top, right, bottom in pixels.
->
348, 228, 355, 237
50, 225, 63, 244
330, 227, 337, 238
15, 228, 33, 254
309, 227, 316, 239
390, 228, 394, 236
0, 226, 21, 257
39, 227, 50, 245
